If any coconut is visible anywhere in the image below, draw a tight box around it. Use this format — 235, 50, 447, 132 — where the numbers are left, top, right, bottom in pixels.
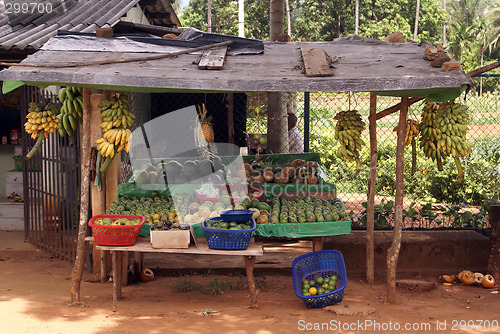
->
274, 172, 288, 184
306, 174, 318, 184
263, 170, 274, 182
473, 272, 484, 286
439, 275, 455, 284
457, 270, 475, 285
482, 274, 495, 289
140, 268, 154, 282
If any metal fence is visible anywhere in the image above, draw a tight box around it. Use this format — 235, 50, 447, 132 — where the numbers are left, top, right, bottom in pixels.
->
21, 85, 81, 262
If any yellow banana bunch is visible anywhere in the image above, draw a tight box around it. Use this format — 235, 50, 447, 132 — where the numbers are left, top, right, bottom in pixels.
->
24, 102, 62, 159
394, 119, 420, 175
57, 86, 83, 138
24, 102, 61, 140
394, 119, 420, 147
334, 110, 365, 175
95, 94, 134, 172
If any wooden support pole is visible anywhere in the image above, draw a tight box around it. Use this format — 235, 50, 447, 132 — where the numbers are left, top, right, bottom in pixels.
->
90, 92, 109, 282
366, 93, 377, 284
112, 250, 118, 312
70, 87, 91, 304
386, 96, 408, 304
313, 236, 324, 252
244, 255, 259, 309
488, 205, 500, 283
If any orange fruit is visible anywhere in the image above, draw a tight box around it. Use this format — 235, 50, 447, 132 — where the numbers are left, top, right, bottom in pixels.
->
308, 287, 317, 295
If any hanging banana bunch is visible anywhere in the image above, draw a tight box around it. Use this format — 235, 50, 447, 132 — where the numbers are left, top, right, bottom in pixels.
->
24, 102, 61, 158
393, 119, 420, 175
334, 110, 365, 176
95, 94, 134, 172
434, 101, 472, 184
419, 102, 443, 170
57, 86, 83, 141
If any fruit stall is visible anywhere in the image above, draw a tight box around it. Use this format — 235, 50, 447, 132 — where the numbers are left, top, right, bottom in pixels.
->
0, 30, 473, 307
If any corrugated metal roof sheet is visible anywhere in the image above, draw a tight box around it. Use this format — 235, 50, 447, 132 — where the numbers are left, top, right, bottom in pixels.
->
0, 0, 140, 51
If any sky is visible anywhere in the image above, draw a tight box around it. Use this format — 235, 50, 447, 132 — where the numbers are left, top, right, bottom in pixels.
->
178, 0, 189, 11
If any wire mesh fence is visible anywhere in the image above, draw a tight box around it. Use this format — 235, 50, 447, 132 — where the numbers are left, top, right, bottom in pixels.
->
114, 87, 500, 230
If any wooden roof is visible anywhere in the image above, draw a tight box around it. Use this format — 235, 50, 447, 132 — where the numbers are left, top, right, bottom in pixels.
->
0, 35, 472, 97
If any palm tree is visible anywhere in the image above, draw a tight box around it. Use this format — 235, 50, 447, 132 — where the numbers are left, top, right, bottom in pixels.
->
447, 21, 476, 63
448, 0, 480, 26
485, 7, 500, 55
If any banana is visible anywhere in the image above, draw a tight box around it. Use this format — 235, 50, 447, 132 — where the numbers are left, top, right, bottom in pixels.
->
58, 88, 67, 103
65, 88, 74, 102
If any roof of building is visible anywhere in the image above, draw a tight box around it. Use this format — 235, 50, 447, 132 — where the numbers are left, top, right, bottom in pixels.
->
0, 34, 473, 100
0, 0, 179, 53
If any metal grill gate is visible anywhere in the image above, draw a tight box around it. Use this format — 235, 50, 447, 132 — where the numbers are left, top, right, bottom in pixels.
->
21, 85, 81, 262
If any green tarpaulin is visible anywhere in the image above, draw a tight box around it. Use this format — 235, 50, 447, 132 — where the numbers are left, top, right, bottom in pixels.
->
141, 220, 351, 238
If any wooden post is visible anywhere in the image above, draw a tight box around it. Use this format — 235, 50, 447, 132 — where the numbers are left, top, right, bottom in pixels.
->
386, 96, 408, 303
112, 250, 118, 312
313, 237, 324, 252
268, 0, 286, 154
488, 205, 500, 282
366, 93, 377, 284
244, 255, 259, 308
90, 92, 109, 281
70, 87, 92, 304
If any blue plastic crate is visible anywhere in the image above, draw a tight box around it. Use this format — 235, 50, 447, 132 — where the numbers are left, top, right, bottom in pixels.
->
292, 250, 347, 308
202, 217, 256, 250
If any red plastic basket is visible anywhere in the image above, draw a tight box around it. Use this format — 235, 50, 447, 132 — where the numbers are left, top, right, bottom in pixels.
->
88, 215, 145, 246
196, 184, 263, 203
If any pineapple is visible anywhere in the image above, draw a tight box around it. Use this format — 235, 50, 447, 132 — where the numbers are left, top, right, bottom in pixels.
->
197, 104, 214, 142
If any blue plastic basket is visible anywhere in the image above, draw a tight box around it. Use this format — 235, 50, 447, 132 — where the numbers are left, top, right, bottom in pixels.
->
202, 217, 256, 250
292, 250, 347, 308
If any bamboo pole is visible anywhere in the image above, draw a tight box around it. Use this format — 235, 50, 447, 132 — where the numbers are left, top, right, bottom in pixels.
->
386, 96, 408, 303
366, 93, 377, 284
70, 87, 91, 304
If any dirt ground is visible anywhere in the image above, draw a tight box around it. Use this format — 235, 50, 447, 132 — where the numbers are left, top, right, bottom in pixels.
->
1, 232, 500, 334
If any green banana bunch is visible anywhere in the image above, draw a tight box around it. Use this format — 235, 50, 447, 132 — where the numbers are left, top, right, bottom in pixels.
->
57, 86, 83, 137
98, 95, 134, 131
419, 102, 443, 170
434, 101, 472, 184
334, 110, 365, 175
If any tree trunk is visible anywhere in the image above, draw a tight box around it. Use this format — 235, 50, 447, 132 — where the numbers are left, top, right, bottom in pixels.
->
414, 0, 420, 41
366, 93, 377, 284
70, 87, 92, 303
386, 97, 408, 303
207, 0, 212, 33
270, 0, 284, 41
268, 0, 286, 154
355, 0, 359, 35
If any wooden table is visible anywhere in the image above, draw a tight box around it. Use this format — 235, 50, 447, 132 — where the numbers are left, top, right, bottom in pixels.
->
95, 238, 264, 312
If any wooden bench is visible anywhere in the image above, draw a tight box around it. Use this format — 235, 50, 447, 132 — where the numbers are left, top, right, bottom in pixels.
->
91, 237, 264, 311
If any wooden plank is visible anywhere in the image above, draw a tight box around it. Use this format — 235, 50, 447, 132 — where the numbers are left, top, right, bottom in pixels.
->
198, 45, 228, 70
0, 41, 471, 93
301, 47, 333, 77
95, 237, 264, 256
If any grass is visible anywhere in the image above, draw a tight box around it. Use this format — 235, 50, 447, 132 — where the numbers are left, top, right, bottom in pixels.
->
171, 277, 232, 296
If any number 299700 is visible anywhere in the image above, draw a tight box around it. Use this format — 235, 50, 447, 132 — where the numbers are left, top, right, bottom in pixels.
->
5, 2, 53, 15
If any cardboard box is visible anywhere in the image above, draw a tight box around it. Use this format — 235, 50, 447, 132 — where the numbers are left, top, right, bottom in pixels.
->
150, 229, 194, 249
